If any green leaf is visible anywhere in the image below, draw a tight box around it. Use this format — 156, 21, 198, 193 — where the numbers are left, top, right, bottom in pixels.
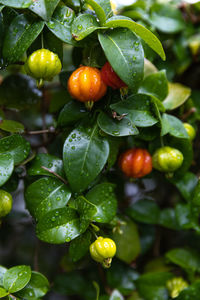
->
0, 287, 8, 298
3, 265, 31, 293
169, 172, 198, 202
112, 218, 141, 264
25, 177, 71, 221
111, 94, 158, 128
36, 207, 81, 244
176, 281, 200, 299
127, 199, 160, 224
136, 272, 173, 300
98, 28, 144, 92
107, 137, 122, 169
0, 135, 30, 165
163, 83, 191, 110
46, 5, 76, 45
161, 113, 188, 139
27, 153, 64, 178
75, 196, 97, 232
3, 14, 44, 63
63, 120, 109, 193
0, 266, 7, 286
16, 271, 50, 299
71, 14, 101, 41
175, 204, 194, 230
166, 248, 200, 272
107, 262, 139, 296
29, 0, 60, 21
159, 208, 179, 230
139, 70, 168, 101
85, 0, 112, 25
57, 101, 88, 127
97, 112, 138, 137
43, 27, 63, 61
69, 230, 92, 262
0, 120, 24, 133
104, 16, 166, 60
149, 3, 185, 34
110, 290, 124, 300
192, 180, 200, 211
144, 58, 158, 78
0, 0, 33, 8
86, 183, 117, 223
0, 154, 14, 187
0, 74, 42, 110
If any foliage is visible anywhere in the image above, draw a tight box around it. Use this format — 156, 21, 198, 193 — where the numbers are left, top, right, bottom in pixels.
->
1, 0, 200, 299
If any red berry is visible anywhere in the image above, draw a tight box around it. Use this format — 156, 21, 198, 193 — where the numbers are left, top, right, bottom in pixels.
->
101, 62, 127, 89
119, 148, 152, 178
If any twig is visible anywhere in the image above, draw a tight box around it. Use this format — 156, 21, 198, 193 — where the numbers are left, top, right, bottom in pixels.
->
41, 166, 68, 185
26, 127, 56, 135
181, 107, 196, 120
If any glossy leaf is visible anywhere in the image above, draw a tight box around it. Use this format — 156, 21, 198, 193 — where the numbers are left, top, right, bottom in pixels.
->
112, 218, 141, 264
25, 177, 71, 220
159, 208, 179, 230
0, 120, 24, 133
0, 74, 42, 110
127, 199, 160, 224
0, 0, 33, 8
144, 58, 158, 78
170, 172, 198, 202
0, 135, 30, 165
136, 272, 173, 300
99, 28, 144, 92
107, 137, 122, 169
161, 113, 188, 139
0, 287, 8, 298
71, 14, 101, 41
163, 83, 191, 110
150, 3, 185, 34
75, 196, 97, 232
47, 5, 76, 45
166, 248, 200, 272
86, 183, 117, 223
85, 0, 112, 25
111, 94, 158, 127
176, 281, 200, 299
27, 153, 64, 178
0, 154, 14, 187
63, 120, 109, 193
175, 204, 194, 230
69, 230, 92, 262
107, 262, 139, 295
36, 207, 81, 244
29, 0, 60, 21
43, 27, 63, 61
192, 181, 200, 212
16, 271, 50, 299
104, 16, 166, 60
3, 265, 31, 293
97, 112, 139, 137
57, 101, 88, 127
139, 70, 168, 101
3, 14, 44, 63
0, 266, 7, 286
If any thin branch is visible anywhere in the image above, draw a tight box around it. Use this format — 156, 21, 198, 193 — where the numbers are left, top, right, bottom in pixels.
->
181, 107, 196, 120
41, 166, 68, 185
26, 127, 56, 135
